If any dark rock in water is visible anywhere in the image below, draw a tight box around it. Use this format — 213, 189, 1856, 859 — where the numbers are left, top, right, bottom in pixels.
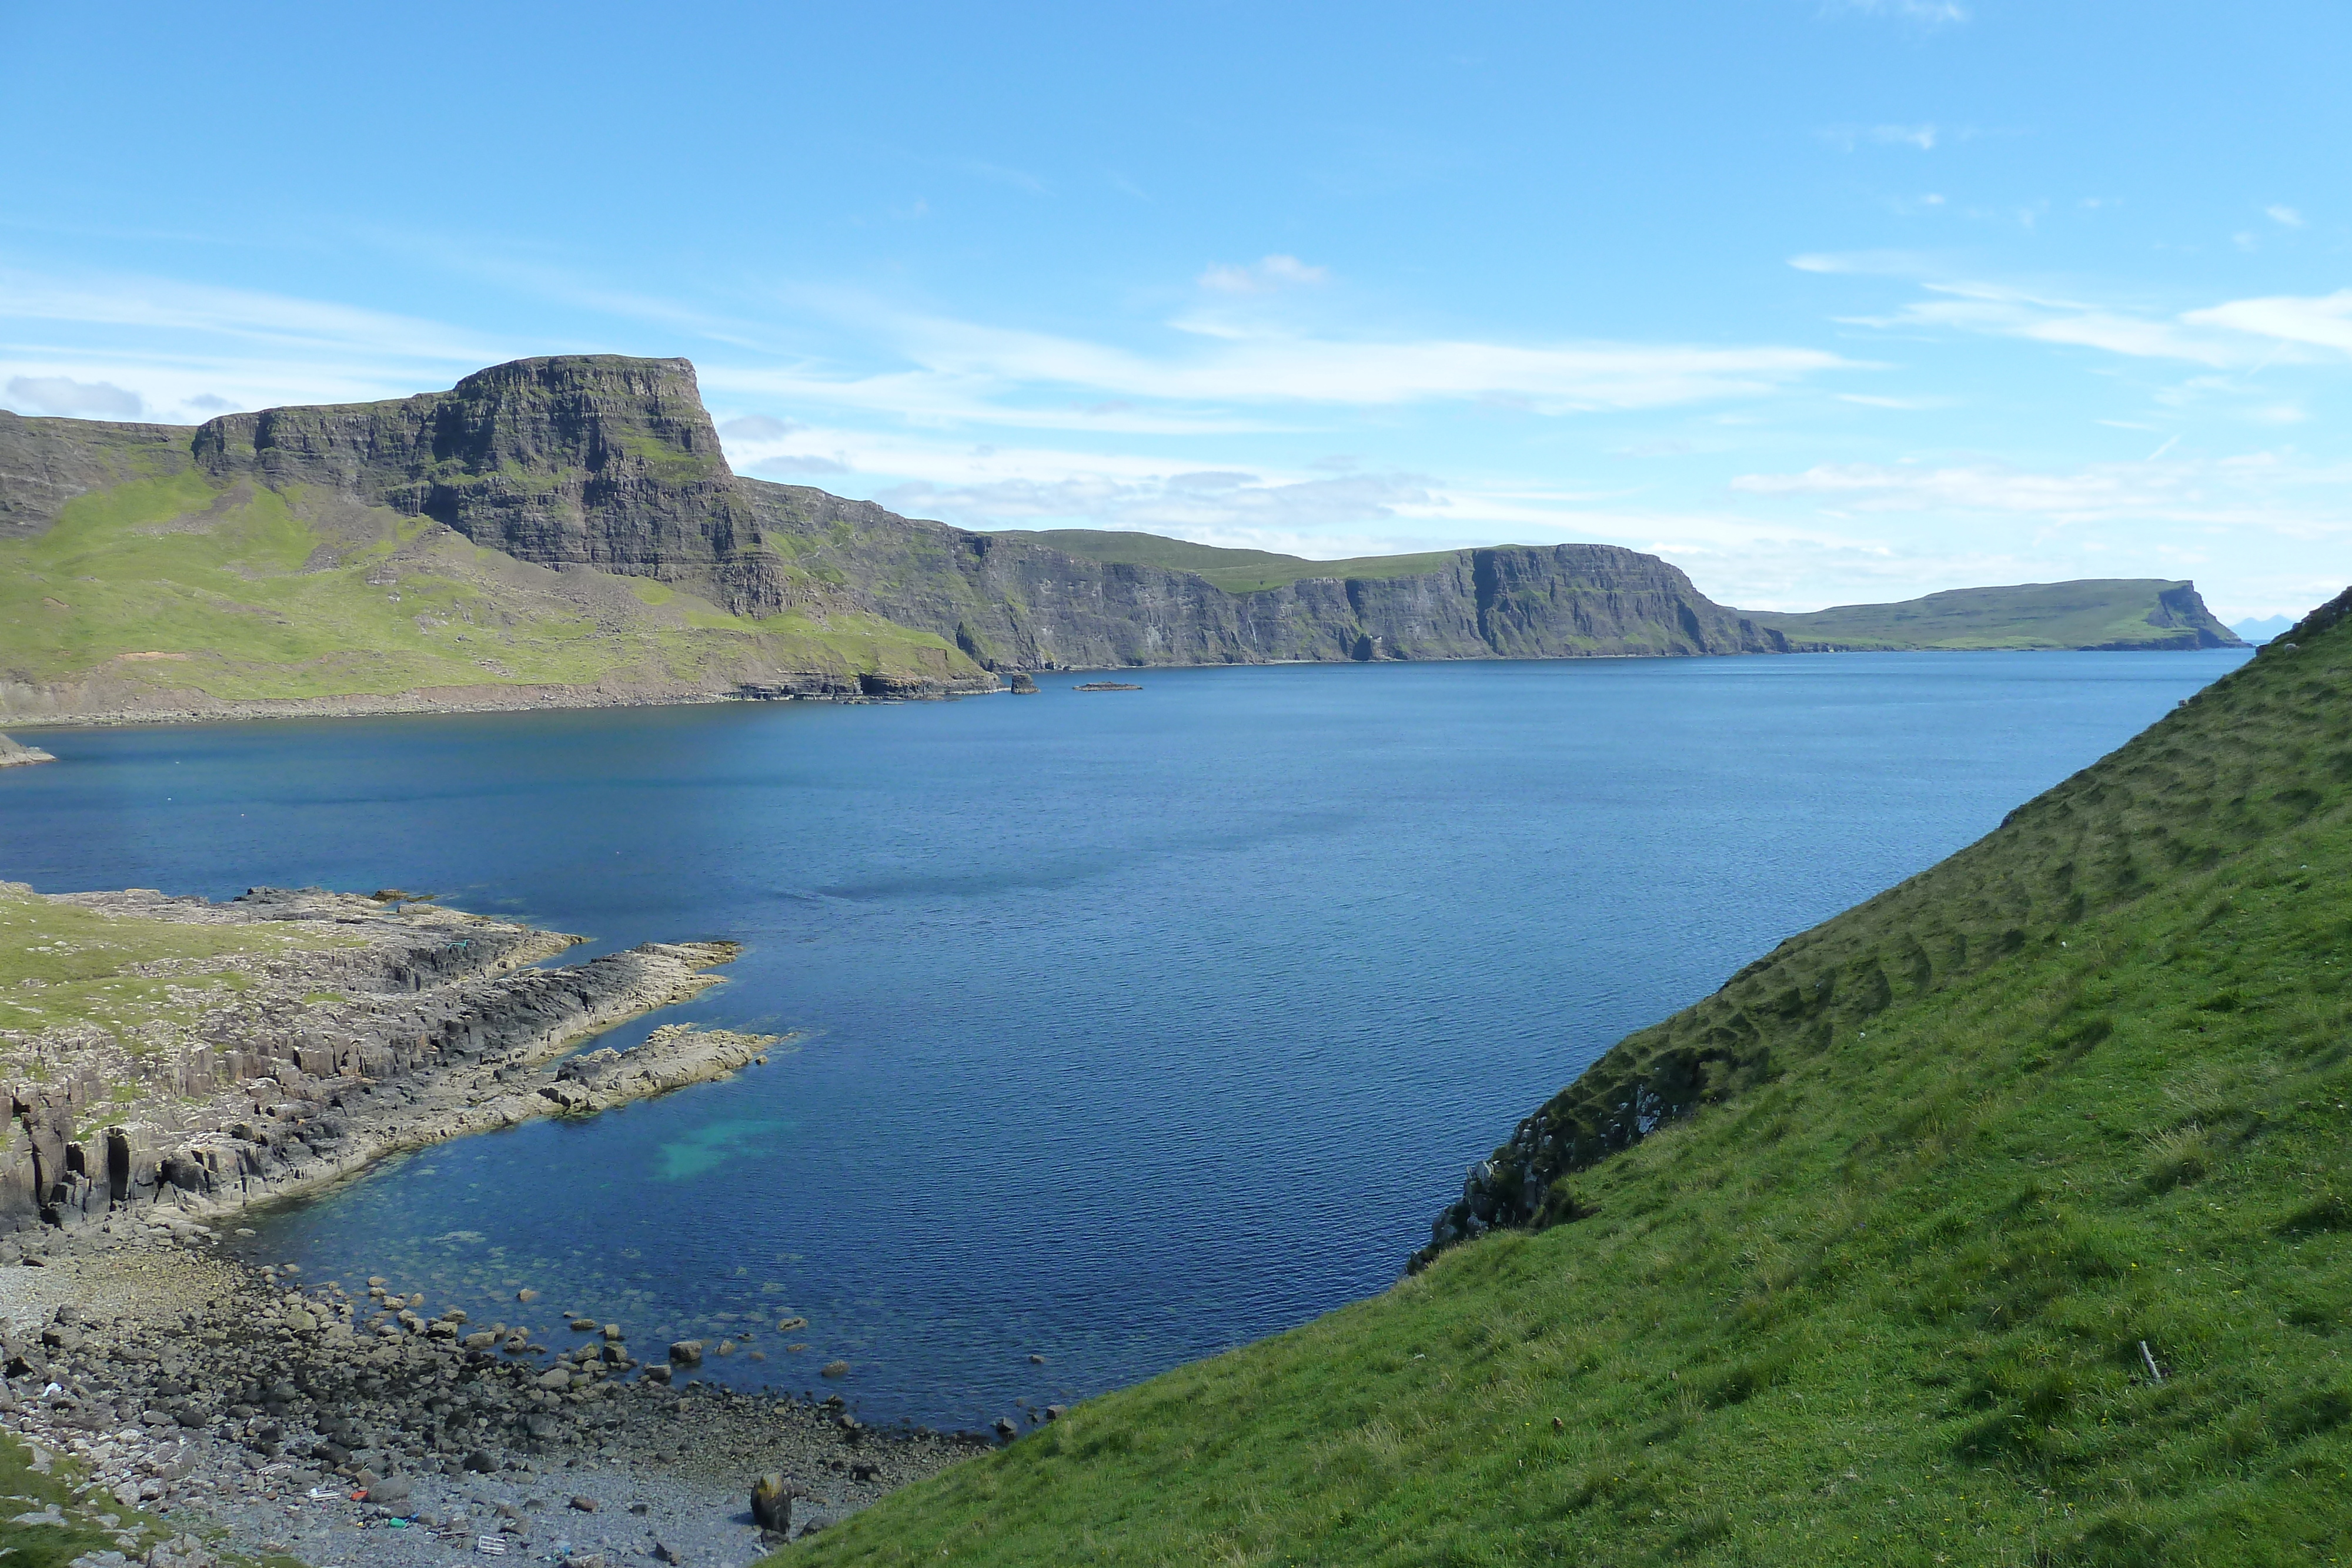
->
1006, 673, 1039, 694
0, 733, 56, 768
820, 1360, 850, 1379
1073, 681, 1142, 691
669, 1339, 703, 1366
993, 1417, 1018, 1439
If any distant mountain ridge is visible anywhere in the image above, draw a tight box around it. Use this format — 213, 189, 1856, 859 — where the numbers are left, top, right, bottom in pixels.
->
0, 355, 2243, 724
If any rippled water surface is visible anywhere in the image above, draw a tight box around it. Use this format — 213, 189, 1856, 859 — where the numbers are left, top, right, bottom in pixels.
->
0, 651, 2249, 1427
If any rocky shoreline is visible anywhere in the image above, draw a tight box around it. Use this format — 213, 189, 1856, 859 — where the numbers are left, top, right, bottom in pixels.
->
0, 882, 984, 1563
0, 1225, 976, 1566
0, 674, 1000, 733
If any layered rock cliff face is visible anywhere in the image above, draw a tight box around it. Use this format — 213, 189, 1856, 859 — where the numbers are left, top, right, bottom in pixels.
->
741, 483, 1787, 667
153, 355, 1787, 668
188, 356, 833, 619
2144, 584, 2243, 649
23, 353, 2235, 693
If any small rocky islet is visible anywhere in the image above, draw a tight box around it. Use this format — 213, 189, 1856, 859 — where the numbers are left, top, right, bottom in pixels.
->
0, 881, 1000, 1564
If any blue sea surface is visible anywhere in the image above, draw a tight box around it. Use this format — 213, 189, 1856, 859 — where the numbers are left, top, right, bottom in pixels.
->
0, 651, 2250, 1428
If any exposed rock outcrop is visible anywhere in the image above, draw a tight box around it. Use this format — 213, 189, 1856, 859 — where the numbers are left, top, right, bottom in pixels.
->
0, 884, 767, 1239
189, 357, 804, 620
748, 492, 1792, 667
0, 731, 54, 767
175, 355, 1784, 666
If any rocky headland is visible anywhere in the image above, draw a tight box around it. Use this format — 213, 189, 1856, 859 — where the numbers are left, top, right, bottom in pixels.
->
0, 882, 981, 1563
9, 354, 2237, 731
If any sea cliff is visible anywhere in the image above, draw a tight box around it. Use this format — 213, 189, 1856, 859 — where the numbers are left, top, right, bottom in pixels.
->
0, 355, 2241, 726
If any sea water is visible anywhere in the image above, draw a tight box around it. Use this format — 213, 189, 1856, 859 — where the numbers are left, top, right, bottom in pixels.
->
0, 650, 2250, 1428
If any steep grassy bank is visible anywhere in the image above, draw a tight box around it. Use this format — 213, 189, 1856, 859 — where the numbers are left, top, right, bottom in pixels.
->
774, 600, 2350, 1565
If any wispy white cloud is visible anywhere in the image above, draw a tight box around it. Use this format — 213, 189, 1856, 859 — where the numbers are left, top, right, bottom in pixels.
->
1788, 250, 1937, 278
1730, 451, 2352, 530
954, 159, 1050, 195
1822, 0, 1970, 26
1795, 253, 2352, 369
876, 468, 1441, 541
717, 414, 804, 443
1819, 123, 1948, 152
1198, 255, 1331, 294
1835, 392, 1950, 409
717, 309, 1857, 423
2183, 289, 2352, 355
2266, 205, 2307, 228
2, 374, 143, 419
0, 266, 507, 366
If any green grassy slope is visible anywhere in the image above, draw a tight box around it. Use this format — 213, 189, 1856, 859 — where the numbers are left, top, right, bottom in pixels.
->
0, 469, 977, 711
987, 529, 1468, 594
1748, 580, 2243, 651
776, 605, 2349, 1566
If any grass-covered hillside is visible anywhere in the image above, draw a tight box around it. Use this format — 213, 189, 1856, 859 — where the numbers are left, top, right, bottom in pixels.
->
986, 529, 1470, 594
0, 451, 978, 719
776, 597, 2349, 1566
1747, 579, 2243, 651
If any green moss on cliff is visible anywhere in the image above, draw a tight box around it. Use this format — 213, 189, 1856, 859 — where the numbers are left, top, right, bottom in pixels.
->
773, 618, 2348, 1565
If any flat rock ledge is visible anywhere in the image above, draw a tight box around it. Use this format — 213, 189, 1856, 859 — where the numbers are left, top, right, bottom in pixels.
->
0, 884, 764, 1244
0, 731, 55, 767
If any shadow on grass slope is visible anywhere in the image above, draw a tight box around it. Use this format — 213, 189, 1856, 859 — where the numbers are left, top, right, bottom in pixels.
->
773, 591, 2352, 1568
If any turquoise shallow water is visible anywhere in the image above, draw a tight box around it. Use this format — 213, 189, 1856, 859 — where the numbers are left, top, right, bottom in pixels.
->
0, 651, 2250, 1429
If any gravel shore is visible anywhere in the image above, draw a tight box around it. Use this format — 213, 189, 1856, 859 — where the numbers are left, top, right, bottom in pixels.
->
0, 1224, 977, 1566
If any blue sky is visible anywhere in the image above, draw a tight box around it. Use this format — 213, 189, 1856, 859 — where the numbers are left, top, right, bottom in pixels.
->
3, 1, 2345, 620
